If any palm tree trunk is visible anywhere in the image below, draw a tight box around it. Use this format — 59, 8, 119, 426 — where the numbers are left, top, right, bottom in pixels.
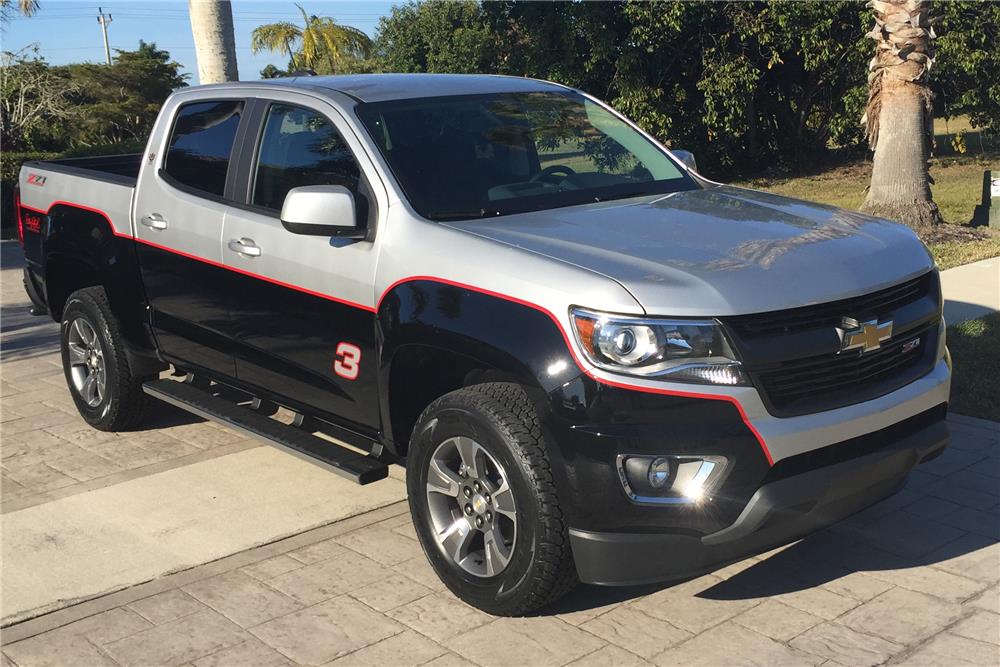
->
188, 0, 239, 84
860, 0, 941, 229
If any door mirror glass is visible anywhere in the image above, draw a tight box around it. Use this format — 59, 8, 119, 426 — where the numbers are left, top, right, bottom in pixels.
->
280, 185, 362, 237
671, 149, 698, 174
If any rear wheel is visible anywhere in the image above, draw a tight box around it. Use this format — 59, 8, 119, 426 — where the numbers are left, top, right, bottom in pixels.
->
407, 382, 577, 616
60, 286, 150, 430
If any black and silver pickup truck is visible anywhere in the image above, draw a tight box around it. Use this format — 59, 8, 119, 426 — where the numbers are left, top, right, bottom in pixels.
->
16, 74, 951, 615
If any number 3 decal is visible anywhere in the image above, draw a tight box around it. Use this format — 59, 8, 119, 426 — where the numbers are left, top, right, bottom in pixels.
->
334, 342, 361, 380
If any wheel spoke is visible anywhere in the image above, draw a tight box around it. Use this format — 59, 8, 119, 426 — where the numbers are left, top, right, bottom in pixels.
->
484, 526, 511, 577
67, 342, 88, 366
95, 369, 106, 403
427, 458, 463, 497
78, 319, 96, 346
492, 479, 516, 519
454, 436, 480, 479
438, 518, 474, 562
81, 373, 98, 405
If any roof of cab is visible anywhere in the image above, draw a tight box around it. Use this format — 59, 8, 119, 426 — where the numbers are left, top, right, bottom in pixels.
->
198, 73, 569, 103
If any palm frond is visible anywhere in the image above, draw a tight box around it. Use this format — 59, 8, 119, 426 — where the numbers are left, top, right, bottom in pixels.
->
250, 21, 301, 55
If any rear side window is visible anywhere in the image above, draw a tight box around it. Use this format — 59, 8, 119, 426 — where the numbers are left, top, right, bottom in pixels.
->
164, 100, 244, 197
251, 103, 361, 212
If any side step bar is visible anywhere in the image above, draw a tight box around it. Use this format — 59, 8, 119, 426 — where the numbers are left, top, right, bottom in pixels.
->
142, 379, 388, 485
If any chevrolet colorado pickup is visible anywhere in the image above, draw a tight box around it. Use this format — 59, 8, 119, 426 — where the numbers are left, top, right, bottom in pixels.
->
16, 74, 951, 616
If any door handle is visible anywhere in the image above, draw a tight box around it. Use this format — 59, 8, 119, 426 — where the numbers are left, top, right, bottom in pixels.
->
140, 214, 167, 230
228, 238, 262, 257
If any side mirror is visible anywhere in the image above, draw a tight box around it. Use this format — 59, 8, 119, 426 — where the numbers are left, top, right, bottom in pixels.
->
672, 150, 698, 174
280, 185, 364, 238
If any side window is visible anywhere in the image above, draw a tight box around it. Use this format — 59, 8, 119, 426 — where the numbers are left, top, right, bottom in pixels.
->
164, 100, 244, 197
252, 103, 362, 212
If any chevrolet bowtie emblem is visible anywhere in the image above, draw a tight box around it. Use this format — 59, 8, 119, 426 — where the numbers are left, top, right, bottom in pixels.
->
838, 317, 893, 354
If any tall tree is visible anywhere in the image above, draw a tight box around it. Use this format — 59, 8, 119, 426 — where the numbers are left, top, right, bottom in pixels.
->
251, 4, 372, 74
0, 0, 39, 22
188, 0, 239, 83
860, 0, 941, 228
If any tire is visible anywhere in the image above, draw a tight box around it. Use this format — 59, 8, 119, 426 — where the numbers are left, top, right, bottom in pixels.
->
60, 286, 150, 431
406, 382, 577, 616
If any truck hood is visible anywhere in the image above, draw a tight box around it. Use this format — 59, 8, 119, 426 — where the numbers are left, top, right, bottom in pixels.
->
444, 185, 935, 316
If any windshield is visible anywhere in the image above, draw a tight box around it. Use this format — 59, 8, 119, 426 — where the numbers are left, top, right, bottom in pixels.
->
356, 90, 698, 221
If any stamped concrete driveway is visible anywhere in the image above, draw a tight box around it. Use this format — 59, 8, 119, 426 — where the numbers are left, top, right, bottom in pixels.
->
2, 240, 999, 666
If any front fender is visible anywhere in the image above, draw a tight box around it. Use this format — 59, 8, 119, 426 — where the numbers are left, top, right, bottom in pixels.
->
377, 278, 582, 449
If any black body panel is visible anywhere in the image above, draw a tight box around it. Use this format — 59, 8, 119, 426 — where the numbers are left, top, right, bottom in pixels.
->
543, 375, 771, 534
226, 270, 381, 433
136, 242, 236, 377
376, 279, 580, 452
22, 202, 157, 363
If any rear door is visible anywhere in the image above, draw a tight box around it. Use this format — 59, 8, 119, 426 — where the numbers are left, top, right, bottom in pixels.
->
221, 95, 383, 432
134, 96, 248, 376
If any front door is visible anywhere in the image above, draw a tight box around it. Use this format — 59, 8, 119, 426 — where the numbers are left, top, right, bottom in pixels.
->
222, 99, 382, 432
134, 97, 247, 377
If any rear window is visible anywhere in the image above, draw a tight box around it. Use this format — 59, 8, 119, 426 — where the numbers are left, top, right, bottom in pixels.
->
164, 100, 244, 197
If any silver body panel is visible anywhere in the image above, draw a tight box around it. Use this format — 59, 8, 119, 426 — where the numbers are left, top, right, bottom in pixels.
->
443, 187, 935, 317
21, 75, 950, 465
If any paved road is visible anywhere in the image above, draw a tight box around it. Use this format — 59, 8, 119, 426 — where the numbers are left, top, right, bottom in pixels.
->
2, 241, 998, 665
941, 256, 1000, 324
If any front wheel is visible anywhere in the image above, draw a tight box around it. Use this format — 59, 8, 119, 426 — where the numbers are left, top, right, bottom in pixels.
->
60, 286, 150, 431
406, 383, 577, 616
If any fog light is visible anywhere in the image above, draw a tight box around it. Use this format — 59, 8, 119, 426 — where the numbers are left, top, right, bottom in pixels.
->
648, 458, 672, 489
617, 454, 728, 505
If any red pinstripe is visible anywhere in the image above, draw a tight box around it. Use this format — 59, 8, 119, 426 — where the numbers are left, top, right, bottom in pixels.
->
29, 201, 773, 464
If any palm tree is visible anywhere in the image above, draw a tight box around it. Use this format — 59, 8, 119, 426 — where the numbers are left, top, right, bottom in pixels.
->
251, 4, 373, 74
1, 0, 40, 22
860, 0, 941, 228
188, 0, 239, 84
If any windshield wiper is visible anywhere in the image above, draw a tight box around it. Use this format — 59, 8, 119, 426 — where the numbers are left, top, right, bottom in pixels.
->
426, 208, 504, 221
592, 190, 651, 203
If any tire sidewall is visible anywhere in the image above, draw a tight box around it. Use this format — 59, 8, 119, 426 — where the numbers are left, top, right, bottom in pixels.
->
407, 399, 545, 613
60, 293, 119, 427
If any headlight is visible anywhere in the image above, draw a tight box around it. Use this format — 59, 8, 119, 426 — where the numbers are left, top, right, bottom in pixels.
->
570, 308, 747, 385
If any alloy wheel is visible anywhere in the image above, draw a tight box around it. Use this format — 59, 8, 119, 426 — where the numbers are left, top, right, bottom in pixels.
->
425, 436, 517, 577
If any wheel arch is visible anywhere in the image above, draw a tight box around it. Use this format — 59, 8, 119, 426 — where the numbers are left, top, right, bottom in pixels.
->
377, 278, 581, 456
43, 203, 162, 372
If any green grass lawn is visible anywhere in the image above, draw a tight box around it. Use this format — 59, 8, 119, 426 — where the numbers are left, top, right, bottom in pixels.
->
947, 313, 1000, 421
736, 145, 1000, 270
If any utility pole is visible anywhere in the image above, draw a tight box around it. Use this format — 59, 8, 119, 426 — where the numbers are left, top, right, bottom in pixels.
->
97, 7, 113, 66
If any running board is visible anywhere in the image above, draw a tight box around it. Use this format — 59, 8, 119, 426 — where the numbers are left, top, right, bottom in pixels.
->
142, 379, 388, 485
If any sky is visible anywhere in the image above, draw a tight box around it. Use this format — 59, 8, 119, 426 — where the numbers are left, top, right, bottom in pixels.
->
1, 0, 398, 83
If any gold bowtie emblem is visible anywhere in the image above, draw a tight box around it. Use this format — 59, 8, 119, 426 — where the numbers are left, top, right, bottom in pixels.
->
839, 318, 893, 354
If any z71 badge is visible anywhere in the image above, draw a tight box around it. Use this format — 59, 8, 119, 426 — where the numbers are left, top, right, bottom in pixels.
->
26, 173, 47, 187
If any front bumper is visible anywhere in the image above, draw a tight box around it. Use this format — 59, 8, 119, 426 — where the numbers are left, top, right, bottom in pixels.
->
569, 409, 948, 586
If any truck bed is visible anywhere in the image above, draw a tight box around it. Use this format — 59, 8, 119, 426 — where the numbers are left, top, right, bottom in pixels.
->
27, 153, 142, 187
19, 154, 140, 238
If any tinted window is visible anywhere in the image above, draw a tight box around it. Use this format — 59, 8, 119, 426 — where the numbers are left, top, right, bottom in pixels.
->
252, 104, 362, 212
164, 100, 244, 197
357, 91, 695, 221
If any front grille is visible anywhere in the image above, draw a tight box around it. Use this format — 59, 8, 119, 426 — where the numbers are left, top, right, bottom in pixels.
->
728, 274, 931, 338
755, 327, 935, 415
723, 272, 941, 417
